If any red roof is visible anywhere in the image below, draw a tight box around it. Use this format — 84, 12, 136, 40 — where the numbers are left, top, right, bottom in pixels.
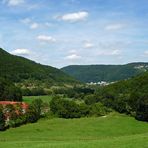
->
0, 101, 29, 109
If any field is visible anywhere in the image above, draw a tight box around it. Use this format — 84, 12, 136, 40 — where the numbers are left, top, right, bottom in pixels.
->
23, 95, 53, 104
0, 113, 148, 148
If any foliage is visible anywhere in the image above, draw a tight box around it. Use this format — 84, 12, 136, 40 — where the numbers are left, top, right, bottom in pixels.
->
50, 96, 89, 118
26, 99, 43, 123
0, 77, 22, 101
94, 72, 148, 121
52, 86, 94, 99
89, 102, 112, 117
0, 48, 79, 88
0, 105, 5, 131
84, 94, 100, 105
61, 63, 148, 82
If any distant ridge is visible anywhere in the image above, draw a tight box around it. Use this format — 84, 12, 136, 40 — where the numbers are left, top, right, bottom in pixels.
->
61, 62, 148, 83
0, 48, 79, 86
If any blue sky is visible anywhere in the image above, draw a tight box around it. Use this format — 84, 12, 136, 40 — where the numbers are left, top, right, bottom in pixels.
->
0, 0, 148, 68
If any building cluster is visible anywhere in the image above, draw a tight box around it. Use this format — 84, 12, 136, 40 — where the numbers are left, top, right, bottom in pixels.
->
87, 81, 114, 86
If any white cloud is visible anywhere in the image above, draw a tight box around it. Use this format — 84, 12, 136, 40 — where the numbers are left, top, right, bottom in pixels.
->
84, 42, 94, 48
21, 18, 39, 29
105, 23, 125, 31
30, 23, 39, 29
65, 54, 82, 60
37, 35, 56, 43
59, 11, 88, 22
21, 18, 31, 24
11, 49, 30, 56
69, 50, 77, 54
45, 22, 53, 27
144, 50, 148, 56
97, 49, 121, 56
3, 0, 24, 6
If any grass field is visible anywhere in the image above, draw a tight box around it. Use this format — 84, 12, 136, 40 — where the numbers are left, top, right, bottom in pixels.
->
0, 113, 148, 148
23, 95, 52, 104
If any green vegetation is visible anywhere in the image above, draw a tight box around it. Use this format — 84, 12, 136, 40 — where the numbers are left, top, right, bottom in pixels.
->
0, 77, 22, 101
50, 96, 111, 118
23, 95, 52, 104
61, 63, 148, 82
0, 48, 79, 88
0, 105, 5, 130
93, 72, 148, 121
50, 96, 89, 118
0, 99, 44, 131
26, 99, 43, 123
0, 114, 147, 148
0, 48, 147, 147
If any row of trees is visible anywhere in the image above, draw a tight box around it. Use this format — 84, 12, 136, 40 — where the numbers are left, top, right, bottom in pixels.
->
0, 77, 22, 101
50, 96, 111, 119
21, 85, 94, 98
52, 86, 94, 99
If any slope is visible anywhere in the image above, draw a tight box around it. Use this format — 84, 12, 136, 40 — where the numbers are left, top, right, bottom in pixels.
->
0, 48, 78, 87
61, 63, 148, 82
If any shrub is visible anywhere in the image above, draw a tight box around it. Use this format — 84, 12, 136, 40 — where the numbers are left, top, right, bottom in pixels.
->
26, 99, 43, 123
0, 105, 5, 131
89, 102, 112, 117
50, 96, 89, 118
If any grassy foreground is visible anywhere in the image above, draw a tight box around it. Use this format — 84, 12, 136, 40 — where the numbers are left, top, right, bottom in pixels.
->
0, 113, 148, 148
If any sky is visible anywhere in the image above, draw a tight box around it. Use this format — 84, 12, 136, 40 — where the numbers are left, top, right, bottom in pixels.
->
0, 0, 148, 68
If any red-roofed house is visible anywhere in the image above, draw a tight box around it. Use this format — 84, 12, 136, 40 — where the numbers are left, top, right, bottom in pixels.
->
0, 101, 29, 123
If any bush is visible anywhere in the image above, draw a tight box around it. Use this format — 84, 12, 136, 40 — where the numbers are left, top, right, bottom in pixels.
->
84, 94, 100, 105
89, 102, 112, 117
129, 92, 148, 121
0, 105, 5, 131
50, 96, 89, 118
26, 99, 43, 123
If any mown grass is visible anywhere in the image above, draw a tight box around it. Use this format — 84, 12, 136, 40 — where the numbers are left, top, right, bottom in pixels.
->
23, 95, 52, 104
0, 113, 147, 148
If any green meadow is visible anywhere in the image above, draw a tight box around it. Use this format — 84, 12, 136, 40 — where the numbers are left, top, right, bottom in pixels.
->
23, 95, 53, 104
0, 113, 147, 148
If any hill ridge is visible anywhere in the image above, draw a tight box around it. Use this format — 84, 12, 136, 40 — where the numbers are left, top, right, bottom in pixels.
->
0, 48, 78, 87
61, 62, 148, 82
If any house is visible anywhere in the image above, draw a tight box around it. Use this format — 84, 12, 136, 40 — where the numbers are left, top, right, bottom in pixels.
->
0, 101, 29, 123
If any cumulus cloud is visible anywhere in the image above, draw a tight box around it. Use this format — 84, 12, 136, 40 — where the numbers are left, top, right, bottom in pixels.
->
105, 23, 125, 31
21, 18, 39, 29
69, 50, 77, 54
11, 49, 30, 56
30, 23, 39, 29
84, 42, 94, 48
21, 18, 32, 24
3, 0, 24, 6
37, 35, 56, 43
144, 50, 148, 56
65, 54, 82, 60
58, 11, 88, 22
97, 49, 121, 56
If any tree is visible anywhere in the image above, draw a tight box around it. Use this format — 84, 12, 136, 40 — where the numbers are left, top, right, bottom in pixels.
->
0, 105, 5, 131
26, 99, 43, 123
50, 96, 89, 118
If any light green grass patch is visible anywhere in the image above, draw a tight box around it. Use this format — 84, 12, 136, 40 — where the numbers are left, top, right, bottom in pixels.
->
0, 114, 147, 148
23, 95, 52, 104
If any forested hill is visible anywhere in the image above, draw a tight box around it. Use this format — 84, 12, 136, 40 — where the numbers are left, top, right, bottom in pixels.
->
96, 71, 148, 121
0, 77, 22, 101
61, 63, 148, 83
0, 48, 78, 86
